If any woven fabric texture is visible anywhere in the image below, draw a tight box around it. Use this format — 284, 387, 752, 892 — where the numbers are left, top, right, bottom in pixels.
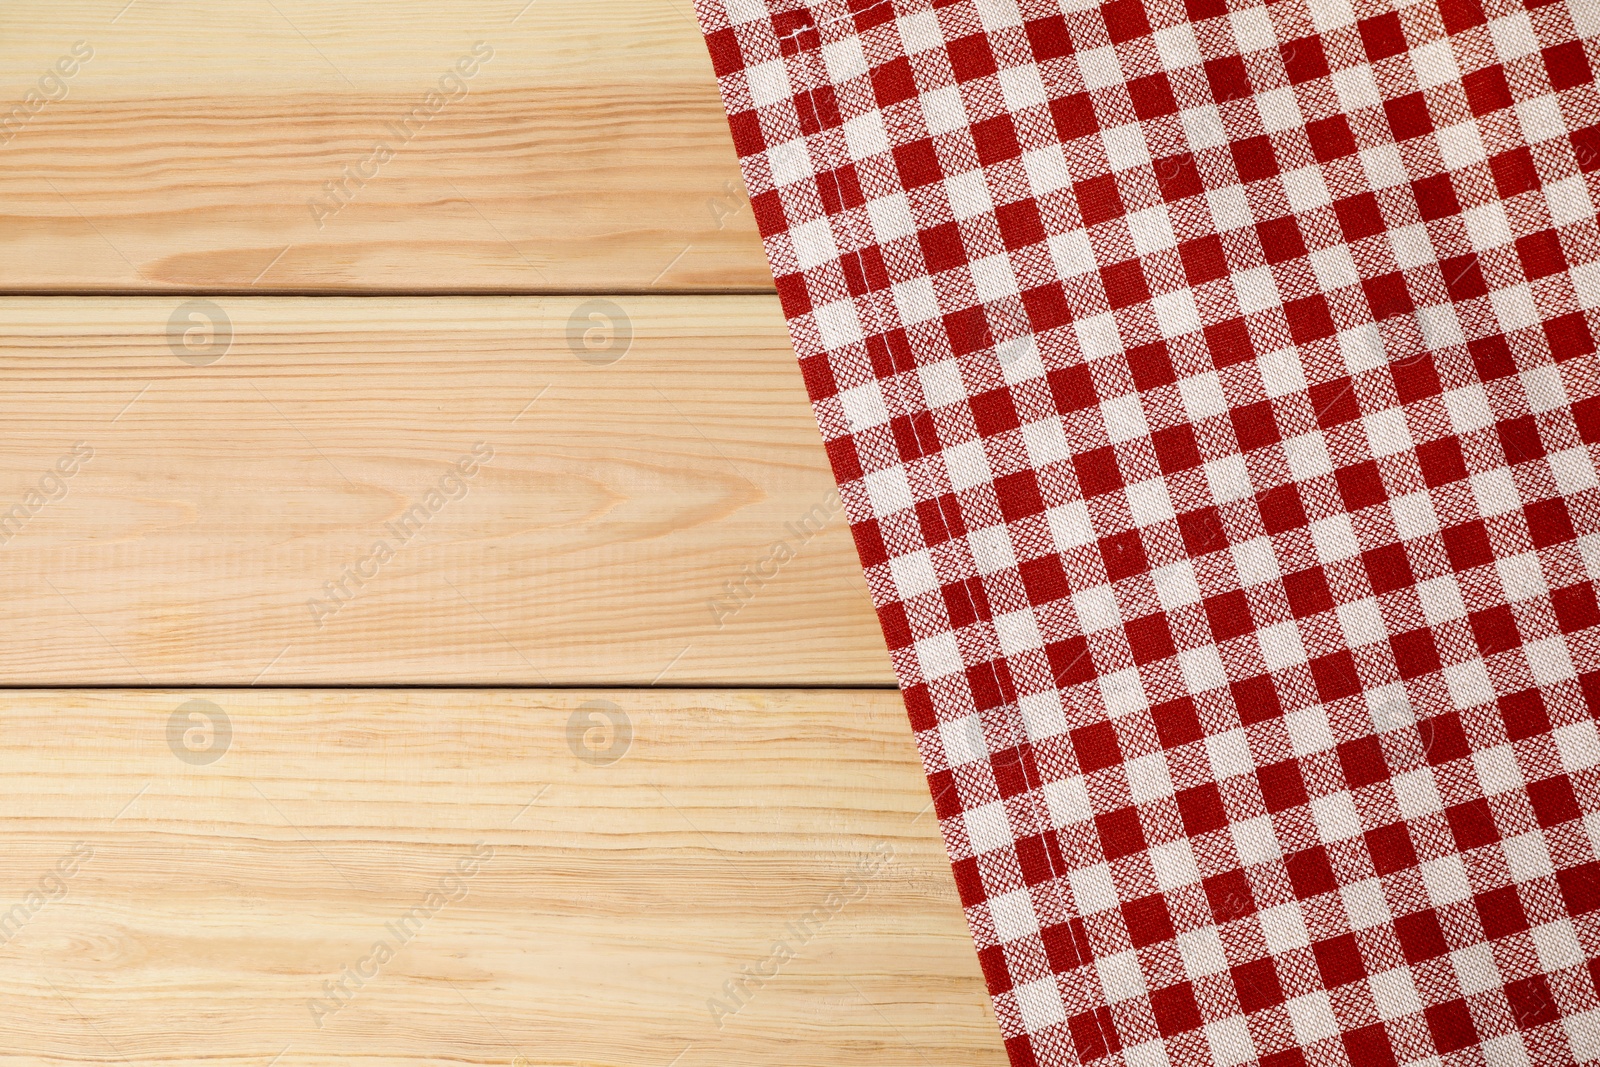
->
693, 0, 1600, 1062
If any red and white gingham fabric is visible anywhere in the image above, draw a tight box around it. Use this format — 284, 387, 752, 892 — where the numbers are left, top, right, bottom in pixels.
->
693, 0, 1600, 1062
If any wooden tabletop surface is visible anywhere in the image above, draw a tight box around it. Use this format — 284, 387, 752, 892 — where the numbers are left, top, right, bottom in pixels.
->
0, 2, 1006, 1063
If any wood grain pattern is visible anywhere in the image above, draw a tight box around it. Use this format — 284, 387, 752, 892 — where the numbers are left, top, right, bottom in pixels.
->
0, 0, 769, 292
0, 688, 1001, 1066
0, 296, 889, 685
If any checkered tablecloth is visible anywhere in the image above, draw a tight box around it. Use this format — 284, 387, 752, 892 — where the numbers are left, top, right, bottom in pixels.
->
693, 0, 1600, 1061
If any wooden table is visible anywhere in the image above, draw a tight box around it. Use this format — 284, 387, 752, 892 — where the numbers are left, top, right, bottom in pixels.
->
0, 3, 1007, 1063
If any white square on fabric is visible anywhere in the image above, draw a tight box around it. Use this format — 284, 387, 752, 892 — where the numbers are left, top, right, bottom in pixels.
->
1285, 705, 1335, 756
1310, 243, 1360, 291
1523, 364, 1571, 414
813, 298, 863, 348
1363, 406, 1414, 457
1126, 751, 1175, 803
822, 34, 868, 81
1231, 815, 1281, 865
1437, 119, 1488, 170
744, 58, 793, 108
1490, 283, 1541, 333
1127, 206, 1178, 256
1452, 941, 1503, 996
1233, 536, 1281, 588
844, 111, 890, 160
1337, 596, 1386, 648
1488, 11, 1541, 62
1463, 201, 1513, 252
1255, 87, 1303, 133
1149, 837, 1202, 889
1342, 878, 1392, 931
944, 438, 993, 492
1311, 789, 1362, 843
1124, 1040, 1172, 1067
1077, 45, 1125, 91
915, 630, 963, 680
864, 465, 914, 518
1393, 768, 1445, 819
1076, 584, 1123, 633
1473, 743, 1524, 798
1533, 919, 1585, 973
1527, 636, 1577, 686
1261, 903, 1312, 953
1410, 38, 1459, 89
1180, 644, 1228, 693
1014, 977, 1069, 1031
1445, 657, 1496, 710
1126, 477, 1176, 526
1230, 6, 1276, 50
1179, 370, 1228, 422
1100, 393, 1150, 444
1339, 322, 1387, 373
896, 8, 943, 55
1331, 63, 1381, 112
1207, 728, 1253, 779
1310, 513, 1360, 562
1548, 175, 1598, 228
1074, 312, 1122, 361
1420, 853, 1473, 906
1497, 551, 1547, 601
1503, 830, 1554, 882
868, 192, 918, 243
1153, 289, 1202, 338
891, 273, 941, 325
838, 381, 890, 431
940, 714, 988, 767
1205, 1015, 1257, 1067
1071, 862, 1120, 914
1416, 574, 1466, 624
964, 800, 1013, 854
1566, 1011, 1600, 1064
1367, 967, 1423, 1019
1470, 466, 1521, 517
1550, 446, 1600, 494
1153, 24, 1202, 70
1048, 500, 1097, 549
1305, 0, 1353, 31
1151, 560, 1202, 610
989, 888, 1040, 941
1282, 165, 1333, 213
1555, 720, 1600, 773
1177, 925, 1229, 978
1045, 775, 1092, 824
1281, 431, 1334, 480
1205, 452, 1254, 504
999, 65, 1048, 113
1258, 346, 1307, 397
1444, 383, 1496, 434
1023, 145, 1074, 195
1102, 123, 1151, 169
1234, 266, 1281, 315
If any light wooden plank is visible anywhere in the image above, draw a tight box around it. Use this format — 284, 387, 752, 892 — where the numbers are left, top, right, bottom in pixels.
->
0, 0, 769, 291
0, 688, 1001, 1066
0, 295, 889, 685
